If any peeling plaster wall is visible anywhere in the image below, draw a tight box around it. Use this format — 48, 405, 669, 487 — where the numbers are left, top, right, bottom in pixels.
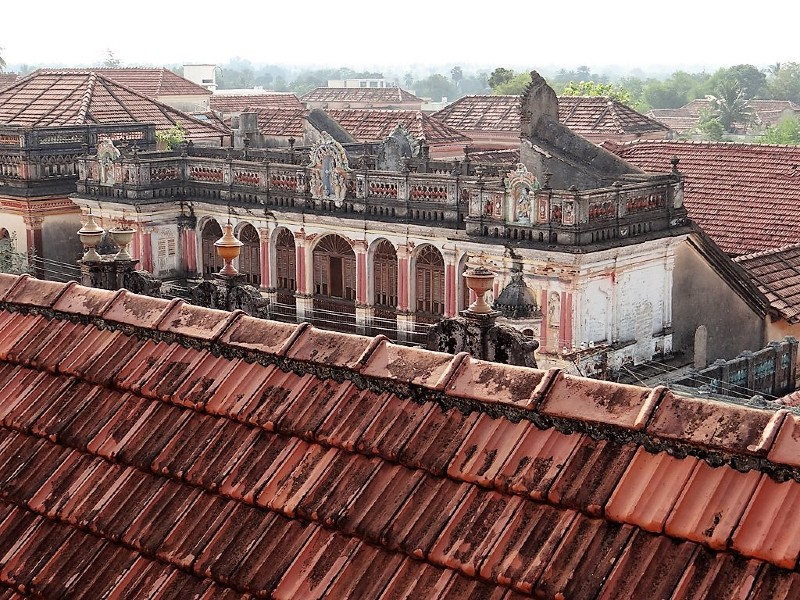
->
673, 242, 765, 363
42, 214, 83, 263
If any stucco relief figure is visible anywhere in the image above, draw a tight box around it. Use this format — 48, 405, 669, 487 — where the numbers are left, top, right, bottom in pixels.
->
504, 163, 539, 224
562, 201, 575, 225
548, 291, 561, 327
96, 139, 120, 187
308, 132, 351, 207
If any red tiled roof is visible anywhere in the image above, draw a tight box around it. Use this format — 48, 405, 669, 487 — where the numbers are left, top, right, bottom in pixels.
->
0, 70, 227, 139
467, 148, 521, 165
2, 272, 800, 597
436, 95, 667, 139
326, 109, 470, 145
735, 243, 800, 323
608, 140, 800, 255
210, 93, 303, 113
558, 96, 670, 138
302, 87, 422, 105
648, 99, 800, 133
434, 95, 521, 132
246, 107, 307, 137
0, 73, 18, 92
93, 68, 212, 98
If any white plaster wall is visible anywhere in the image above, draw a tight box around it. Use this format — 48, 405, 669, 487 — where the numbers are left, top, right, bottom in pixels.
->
0, 214, 27, 253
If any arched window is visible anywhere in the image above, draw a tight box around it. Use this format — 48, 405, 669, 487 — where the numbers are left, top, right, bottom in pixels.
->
373, 240, 397, 307
275, 229, 296, 292
313, 235, 355, 300
239, 224, 260, 285
415, 245, 444, 315
201, 220, 224, 277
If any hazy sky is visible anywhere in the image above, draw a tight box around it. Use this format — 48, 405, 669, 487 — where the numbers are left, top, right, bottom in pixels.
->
3, 1, 798, 74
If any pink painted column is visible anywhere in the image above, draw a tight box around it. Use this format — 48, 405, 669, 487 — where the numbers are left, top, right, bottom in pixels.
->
353, 240, 368, 304
397, 244, 410, 312
180, 226, 197, 275
294, 230, 306, 294
259, 229, 271, 290
443, 250, 457, 318
139, 230, 153, 273
560, 292, 573, 349
540, 289, 548, 349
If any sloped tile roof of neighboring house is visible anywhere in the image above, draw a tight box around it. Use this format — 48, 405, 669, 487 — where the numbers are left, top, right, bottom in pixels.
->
188, 111, 230, 132
735, 243, 800, 323
302, 87, 422, 105
648, 99, 800, 134
2, 272, 800, 598
210, 93, 304, 113
607, 139, 800, 255
434, 95, 521, 132
0, 70, 228, 139
558, 96, 671, 138
247, 107, 307, 137
436, 95, 668, 139
467, 148, 521, 165
0, 73, 18, 91
326, 109, 470, 145
93, 67, 212, 98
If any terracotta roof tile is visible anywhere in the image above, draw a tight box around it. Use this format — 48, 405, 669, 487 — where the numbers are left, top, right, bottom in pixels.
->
2, 274, 800, 596
93, 68, 212, 98
611, 140, 800, 255
326, 109, 471, 146
434, 95, 521, 132
244, 107, 307, 137
0, 70, 227, 139
302, 87, 422, 105
209, 93, 303, 113
735, 243, 800, 322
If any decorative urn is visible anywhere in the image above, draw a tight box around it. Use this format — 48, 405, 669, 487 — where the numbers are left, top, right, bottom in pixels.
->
214, 223, 243, 276
463, 256, 496, 314
108, 225, 135, 261
77, 214, 104, 262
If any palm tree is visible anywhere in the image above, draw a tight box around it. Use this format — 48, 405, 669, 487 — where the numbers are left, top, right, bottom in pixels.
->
707, 79, 753, 133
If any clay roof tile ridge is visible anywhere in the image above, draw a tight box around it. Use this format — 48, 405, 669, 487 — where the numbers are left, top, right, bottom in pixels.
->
0, 273, 31, 302
432, 351, 471, 392
78, 72, 97, 125
529, 367, 563, 407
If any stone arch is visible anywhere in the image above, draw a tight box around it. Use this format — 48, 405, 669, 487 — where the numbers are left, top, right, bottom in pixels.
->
236, 223, 260, 285
200, 218, 224, 277
272, 227, 297, 320
370, 238, 398, 308
312, 234, 356, 300
412, 244, 445, 316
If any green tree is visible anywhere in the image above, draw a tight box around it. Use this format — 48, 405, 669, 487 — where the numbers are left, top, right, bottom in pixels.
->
642, 71, 711, 109
450, 66, 463, 89
707, 79, 753, 133
561, 80, 634, 107
102, 49, 121, 68
488, 67, 515, 90
694, 108, 725, 141
493, 72, 532, 95
156, 124, 186, 151
414, 74, 457, 102
707, 65, 765, 100
766, 62, 800, 103
759, 114, 800, 144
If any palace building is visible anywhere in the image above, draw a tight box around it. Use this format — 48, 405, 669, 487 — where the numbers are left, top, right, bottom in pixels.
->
65, 72, 772, 375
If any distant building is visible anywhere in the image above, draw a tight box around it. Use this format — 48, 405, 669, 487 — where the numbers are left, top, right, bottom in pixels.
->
183, 63, 218, 92
327, 77, 395, 88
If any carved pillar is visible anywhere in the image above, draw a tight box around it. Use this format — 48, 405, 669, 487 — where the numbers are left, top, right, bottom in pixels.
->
396, 243, 413, 342
540, 289, 548, 350
258, 227, 272, 291
23, 214, 44, 279
560, 291, 574, 350
397, 243, 411, 312
353, 239, 371, 335
443, 248, 457, 318
137, 229, 153, 273
293, 229, 312, 321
